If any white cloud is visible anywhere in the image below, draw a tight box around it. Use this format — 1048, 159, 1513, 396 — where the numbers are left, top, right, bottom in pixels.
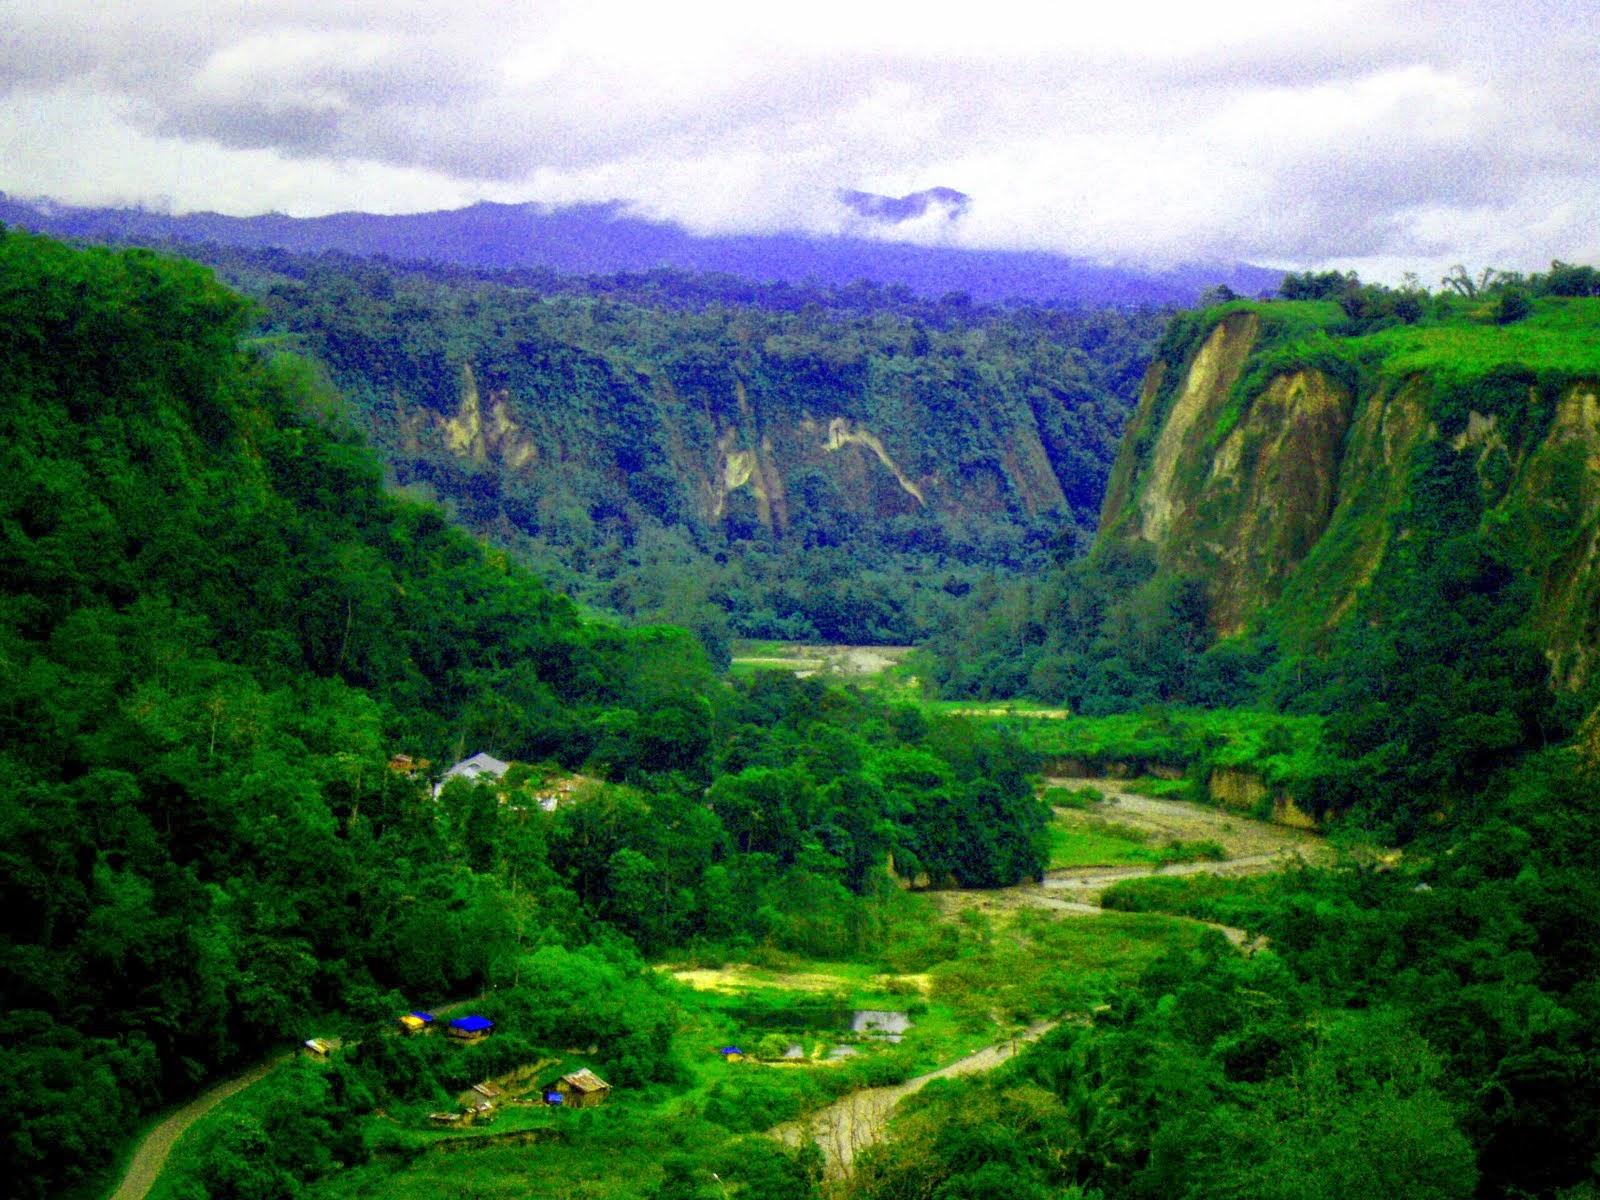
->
2, 0, 1598, 276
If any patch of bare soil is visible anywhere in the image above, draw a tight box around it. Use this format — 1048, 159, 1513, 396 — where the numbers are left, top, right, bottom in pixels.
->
666, 964, 930, 996
772, 1020, 1058, 1179
1043, 780, 1326, 903
1055, 777, 1328, 857
945, 707, 1071, 718
732, 644, 913, 678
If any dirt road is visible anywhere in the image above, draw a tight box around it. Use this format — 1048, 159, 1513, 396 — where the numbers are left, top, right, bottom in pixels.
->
109, 1053, 289, 1200
772, 1019, 1058, 1178
107, 994, 488, 1200
773, 781, 1324, 1169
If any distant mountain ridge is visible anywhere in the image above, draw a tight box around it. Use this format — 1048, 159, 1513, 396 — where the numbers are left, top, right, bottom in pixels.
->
837, 186, 972, 224
0, 192, 1282, 306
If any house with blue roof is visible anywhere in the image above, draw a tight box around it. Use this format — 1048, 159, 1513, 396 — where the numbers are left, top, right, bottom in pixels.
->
399, 1011, 435, 1035
447, 1014, 494, 1042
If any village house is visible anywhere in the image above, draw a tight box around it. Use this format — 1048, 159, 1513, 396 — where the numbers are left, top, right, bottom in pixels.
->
447, 1014, 495, 1042
398, 1010, 435, 1035
433, 752, 510, 798
387, 753, 430, 776
549, 1068, 611, 1109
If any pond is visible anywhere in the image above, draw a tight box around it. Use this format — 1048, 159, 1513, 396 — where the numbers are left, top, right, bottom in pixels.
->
850, 1010, 913, 1042
723, 1004, 915, 1056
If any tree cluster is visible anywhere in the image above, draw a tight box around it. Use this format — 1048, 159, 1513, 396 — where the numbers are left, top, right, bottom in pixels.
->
166, 241, 1166, 652
845, 737, 1600, 1200
0, 231, 1048, 1198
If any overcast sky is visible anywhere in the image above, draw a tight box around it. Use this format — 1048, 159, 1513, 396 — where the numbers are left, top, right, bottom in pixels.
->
2, 0, 1596, 282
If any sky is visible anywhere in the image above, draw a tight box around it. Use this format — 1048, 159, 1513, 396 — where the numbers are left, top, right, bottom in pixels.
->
2, 0, 1596, 283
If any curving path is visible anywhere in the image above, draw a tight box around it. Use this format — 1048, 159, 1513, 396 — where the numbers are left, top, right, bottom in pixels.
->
772, 1019, 1059, 1179
774, 781, 1326, 1171
106, 994, 487, 1200
936, 778, 1325, 929
109, 1053, 290, 1200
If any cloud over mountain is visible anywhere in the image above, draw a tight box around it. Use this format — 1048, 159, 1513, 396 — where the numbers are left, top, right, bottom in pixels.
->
2, 0, 1597, 280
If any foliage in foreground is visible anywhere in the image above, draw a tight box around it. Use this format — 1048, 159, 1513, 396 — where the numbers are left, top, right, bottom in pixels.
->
0, 230, 1053, 1199
853, 746, 1600, 1199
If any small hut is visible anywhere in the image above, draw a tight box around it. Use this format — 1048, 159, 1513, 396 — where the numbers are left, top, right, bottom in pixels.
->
302, 1038, 335, 1059
719, 1046, 745, 1062
388, 753, 431, 776
552, 1068, 611, 1109
399, 1011, 436, 1035
447, 1015, 494, 1042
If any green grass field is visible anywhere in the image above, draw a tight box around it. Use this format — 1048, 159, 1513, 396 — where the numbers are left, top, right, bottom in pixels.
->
1002, 707, 1326, 789
1370, 296, 1600, 379
144, 887, 1210, 1200
1048, 818, 1160, 869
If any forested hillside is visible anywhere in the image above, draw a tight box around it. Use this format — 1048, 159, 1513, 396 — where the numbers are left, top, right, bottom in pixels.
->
855, 271, 1600, 1200
0, 231, 1047, 1198
122, 242, 1166, 654
928, 272, 1600, 832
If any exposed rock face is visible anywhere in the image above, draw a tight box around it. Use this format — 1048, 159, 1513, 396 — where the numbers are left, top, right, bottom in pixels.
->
1101, 313, 1360, 636
440, 365, 539, 469
1135, 312, 1262, 546
1517, 385, 1600, 687
809, 415, 927, 506
1208, 768, 1317, 829
1097, 308, 1600, 687
420, 357, 1078, 539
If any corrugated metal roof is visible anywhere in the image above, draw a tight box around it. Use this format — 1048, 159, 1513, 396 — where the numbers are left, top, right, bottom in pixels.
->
562, 1068, 610, 1093
445, 753, 509, 779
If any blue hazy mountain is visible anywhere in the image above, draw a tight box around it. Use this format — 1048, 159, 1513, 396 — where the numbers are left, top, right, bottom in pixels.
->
0, 191, 1282, 305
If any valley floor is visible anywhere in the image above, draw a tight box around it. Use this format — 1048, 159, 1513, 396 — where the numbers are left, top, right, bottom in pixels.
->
774, 780, 1330, 1175
109, 781, 1326, 1200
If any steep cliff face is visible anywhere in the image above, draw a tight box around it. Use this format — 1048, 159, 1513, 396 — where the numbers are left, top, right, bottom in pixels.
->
439, 364, 540, 469
1517, 383, 1600, 687
1096, 300, 1600, 686
416, 349, 1078, 540
201, 246, 1164, 641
